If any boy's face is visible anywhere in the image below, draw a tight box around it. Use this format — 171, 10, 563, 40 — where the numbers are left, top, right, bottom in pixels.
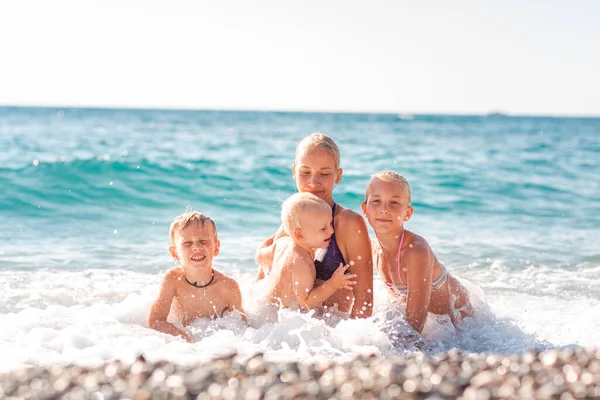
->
293, 147, 342, 201
298, 208, 334, 249
362, 178, 414, 235
169, 221, 220, 270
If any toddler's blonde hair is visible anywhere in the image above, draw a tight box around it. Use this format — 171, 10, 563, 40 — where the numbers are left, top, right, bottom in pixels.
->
365, 170, 412, 204
281, 192, 331, 235
169, 210, 218, 244
295, 132, 341, 169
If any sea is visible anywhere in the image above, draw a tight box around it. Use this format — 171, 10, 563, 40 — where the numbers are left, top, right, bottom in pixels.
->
1, 106, 598, 372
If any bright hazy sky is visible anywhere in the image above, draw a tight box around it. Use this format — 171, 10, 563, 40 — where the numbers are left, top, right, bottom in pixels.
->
1, 0, 599, 116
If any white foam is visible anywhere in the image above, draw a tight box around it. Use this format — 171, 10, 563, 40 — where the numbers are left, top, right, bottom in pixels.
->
0, 266, 598, 372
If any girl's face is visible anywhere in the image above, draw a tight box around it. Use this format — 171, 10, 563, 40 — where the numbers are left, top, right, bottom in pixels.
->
362, 178, 413, 235
292, 147, 342, 203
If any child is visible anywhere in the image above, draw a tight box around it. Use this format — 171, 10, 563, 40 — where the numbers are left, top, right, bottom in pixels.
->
255, 133, 373, 318
362, 171, 473, 335
256, 192, 357, 312
147, 211, 245, 342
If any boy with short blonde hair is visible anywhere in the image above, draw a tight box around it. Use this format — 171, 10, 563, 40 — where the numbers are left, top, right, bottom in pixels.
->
257, 192, 356, 311
148, 211, 244, 342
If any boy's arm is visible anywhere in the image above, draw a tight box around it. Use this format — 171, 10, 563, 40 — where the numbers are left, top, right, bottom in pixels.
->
224, 279, 248, 322
404, 245, 434, 334
147, 269, 194, 342
293, 262, 356, 312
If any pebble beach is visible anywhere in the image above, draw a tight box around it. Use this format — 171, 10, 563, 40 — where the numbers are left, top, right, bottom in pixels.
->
2, 348, 600, 399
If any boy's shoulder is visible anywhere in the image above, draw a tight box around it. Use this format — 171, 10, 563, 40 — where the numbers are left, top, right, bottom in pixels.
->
288, 247, 315, 270
164, 266, 185, 280
274, 235, 294, 247
213, 269, 241, 290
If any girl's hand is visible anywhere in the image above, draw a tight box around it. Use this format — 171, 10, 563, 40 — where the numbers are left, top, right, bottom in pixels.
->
329, 263, 357, 290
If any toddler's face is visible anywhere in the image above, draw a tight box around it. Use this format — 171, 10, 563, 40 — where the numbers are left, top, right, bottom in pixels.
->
299, 208, 334, 249
363, 179, 413, 234
293, 147, 341, 200
170, 221, 220, 270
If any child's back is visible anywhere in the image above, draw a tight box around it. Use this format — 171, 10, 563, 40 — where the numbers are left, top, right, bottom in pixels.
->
259, 193, 356, 312
265, 236, 316, 308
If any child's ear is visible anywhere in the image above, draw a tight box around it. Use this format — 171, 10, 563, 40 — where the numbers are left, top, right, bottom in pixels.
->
293, 228, 303, 241
169, 246, 179, 261
291, 164, 297, 180
404, 206, 414, 221
214, 239, 221, 256
361, 201, 367, 216
335, 168, 343, 185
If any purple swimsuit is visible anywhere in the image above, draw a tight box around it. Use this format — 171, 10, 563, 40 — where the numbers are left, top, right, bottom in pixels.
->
314, 203, 347, 281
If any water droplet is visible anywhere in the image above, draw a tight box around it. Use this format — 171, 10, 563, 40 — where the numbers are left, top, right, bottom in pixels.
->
367, 289, 372, 293
109, 181, 113, 186
349, 260, 355, 266
409, 243, 413, 248
357, 256, 362, 260
32, 159, 39, 166
114, 230, 118, 234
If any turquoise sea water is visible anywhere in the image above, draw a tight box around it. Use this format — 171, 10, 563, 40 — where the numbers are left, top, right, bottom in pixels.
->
1, 106, 599, 370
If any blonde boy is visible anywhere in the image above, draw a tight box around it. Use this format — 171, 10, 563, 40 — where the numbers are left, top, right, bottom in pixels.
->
256, 193, 356, 311
147, 211, 244, 342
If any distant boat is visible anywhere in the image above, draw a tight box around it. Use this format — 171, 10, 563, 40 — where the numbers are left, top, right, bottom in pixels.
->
486, 110, 508, 117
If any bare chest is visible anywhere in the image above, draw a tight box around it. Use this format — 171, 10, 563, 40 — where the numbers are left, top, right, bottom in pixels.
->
172, 285, 229, 325
377, 250, 406, 284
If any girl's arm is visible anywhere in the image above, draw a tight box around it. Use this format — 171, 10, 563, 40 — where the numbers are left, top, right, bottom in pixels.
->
404, 245, 434, 334
254, 225, 287, 280
338, 211, 373, 318
224, 278, 248, 323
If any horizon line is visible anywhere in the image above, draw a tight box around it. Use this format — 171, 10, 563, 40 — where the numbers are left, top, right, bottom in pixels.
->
1, 103, 599, 119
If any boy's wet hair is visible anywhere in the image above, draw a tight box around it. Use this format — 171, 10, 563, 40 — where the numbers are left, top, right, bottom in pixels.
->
281, 192, 331, 235
295, 132, 341, 169
169, 210, 218, 244
365, 170, 412, 204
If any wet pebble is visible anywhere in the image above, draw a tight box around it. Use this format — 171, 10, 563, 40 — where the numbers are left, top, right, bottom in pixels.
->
1, 349, 600, 399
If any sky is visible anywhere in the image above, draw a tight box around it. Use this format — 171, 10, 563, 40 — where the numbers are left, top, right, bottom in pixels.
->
1, 0, 599, 116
